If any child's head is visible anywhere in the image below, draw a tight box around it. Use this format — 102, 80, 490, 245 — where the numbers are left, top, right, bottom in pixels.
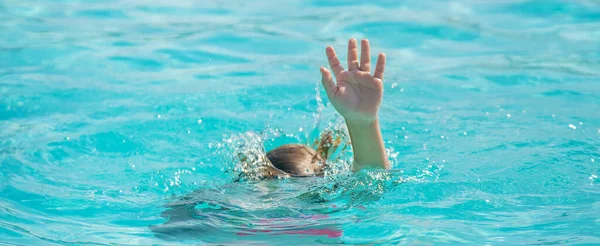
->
266, 144, 324, 177
234, 130, 343, 181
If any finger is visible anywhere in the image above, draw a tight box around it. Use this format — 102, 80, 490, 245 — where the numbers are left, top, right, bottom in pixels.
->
373, 53, 386, 80
360, 39, 371, 72
326, 46, 344, 76
347, 38, 359, 71
320, 67, 336, 100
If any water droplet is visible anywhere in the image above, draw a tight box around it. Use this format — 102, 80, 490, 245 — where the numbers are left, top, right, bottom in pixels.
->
400, 88, 404, 92
157, 114, 161, 119
65, 136, 70, 141
197, 119, 203, 124
187, 130, 191, 134
463, 132, 467, 136
568, 124, 577, 130
299, 127, 303, 132
579, 122, 583, 125
485, 199, 490, 203
591, 159, 595, 162
506, 114, 511, 118
391, 82, 398, 88
440, 135, 445, 139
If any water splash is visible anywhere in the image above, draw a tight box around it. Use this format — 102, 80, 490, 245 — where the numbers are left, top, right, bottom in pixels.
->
220, 131, 276, 182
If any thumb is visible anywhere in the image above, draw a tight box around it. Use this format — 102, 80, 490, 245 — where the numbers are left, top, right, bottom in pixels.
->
320, 67, 336, 101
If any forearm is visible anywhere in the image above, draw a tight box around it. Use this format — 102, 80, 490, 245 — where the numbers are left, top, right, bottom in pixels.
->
345, 119, 390, 171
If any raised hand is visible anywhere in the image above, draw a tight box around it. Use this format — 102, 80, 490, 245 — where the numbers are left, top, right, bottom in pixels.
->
320, 38, 386, 125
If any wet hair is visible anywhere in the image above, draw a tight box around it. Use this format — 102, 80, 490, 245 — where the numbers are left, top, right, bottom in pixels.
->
265, 130, 340, 177
266, 144, 323, 177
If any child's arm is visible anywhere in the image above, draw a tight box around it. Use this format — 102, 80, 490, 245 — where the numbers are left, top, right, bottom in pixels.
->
319, 38, 390, 171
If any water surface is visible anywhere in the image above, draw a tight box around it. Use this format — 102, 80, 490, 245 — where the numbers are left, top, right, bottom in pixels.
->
1, 0, 599, 245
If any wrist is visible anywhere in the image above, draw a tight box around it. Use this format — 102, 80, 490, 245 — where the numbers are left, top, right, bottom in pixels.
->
345, 117, 379, 128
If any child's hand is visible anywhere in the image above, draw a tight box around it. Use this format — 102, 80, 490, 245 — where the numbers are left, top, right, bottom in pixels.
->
320, 38, 386, 125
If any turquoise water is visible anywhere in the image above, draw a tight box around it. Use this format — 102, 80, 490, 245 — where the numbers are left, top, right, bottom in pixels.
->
1, 0, 600, 244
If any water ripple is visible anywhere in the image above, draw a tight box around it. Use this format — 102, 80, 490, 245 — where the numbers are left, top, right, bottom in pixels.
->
1, 0, 599, 245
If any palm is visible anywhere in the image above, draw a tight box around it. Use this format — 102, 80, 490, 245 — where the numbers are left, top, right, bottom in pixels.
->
331, 70, 383, 123
320, 39, 386, 124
